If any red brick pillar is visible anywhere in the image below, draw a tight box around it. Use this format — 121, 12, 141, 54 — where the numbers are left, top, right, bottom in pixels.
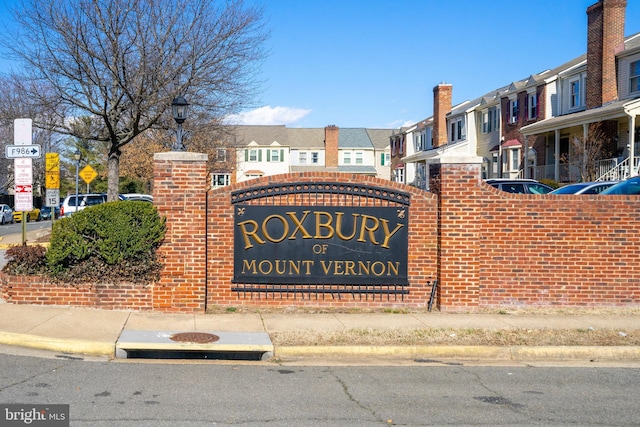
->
152, 152, 208, 312
429, 156, 483, 311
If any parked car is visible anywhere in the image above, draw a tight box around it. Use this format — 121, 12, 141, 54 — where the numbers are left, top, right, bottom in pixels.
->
485, 179, 554, 194
600, 176, 640, 195
13, 208, 41, 222
549, 181, 618, 195
40, 206, 60, 220
0, 204, 13, 225
122, 193, 153, 203
60, 193, 127, 217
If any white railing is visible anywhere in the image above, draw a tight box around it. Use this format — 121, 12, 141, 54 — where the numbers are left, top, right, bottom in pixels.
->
595, 156, 640, 182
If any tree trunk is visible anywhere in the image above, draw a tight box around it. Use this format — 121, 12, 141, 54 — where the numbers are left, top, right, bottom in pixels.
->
107, 148, 121, 202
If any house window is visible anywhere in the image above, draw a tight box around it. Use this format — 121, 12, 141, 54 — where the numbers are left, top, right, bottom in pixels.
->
216, 149, 227, 162
299, 152, 307, 164
511, 148, 520, 171
311, 152, 319, 164
631, 60, 640, 94
212, 173, 230, 188
509, 100, 518, 123
248, 149, 258, 162
492, 152, 499, 175
268, 149, 281, 162
380, 153, 390, 166
570, 80, 580, 108
450, 117, 466, 142
355, 152, 363, 164
489, 107, 499, 132
528, 93, 538, 119
482, 111, 489, 133
344, 152, 351, 164
394, 167, 405, 183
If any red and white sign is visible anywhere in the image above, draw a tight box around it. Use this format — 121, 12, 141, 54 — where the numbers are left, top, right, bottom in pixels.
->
15, 184, 33, 212
14, 158, 33, 185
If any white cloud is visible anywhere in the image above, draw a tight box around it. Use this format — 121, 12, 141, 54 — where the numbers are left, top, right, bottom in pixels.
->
226, 106, 312, 125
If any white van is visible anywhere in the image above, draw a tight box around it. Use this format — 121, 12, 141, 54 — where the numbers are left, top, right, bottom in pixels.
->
60, 193, 109, 217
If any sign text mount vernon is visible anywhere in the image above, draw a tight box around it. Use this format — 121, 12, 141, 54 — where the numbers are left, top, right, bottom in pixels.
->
233, 206, 409, 285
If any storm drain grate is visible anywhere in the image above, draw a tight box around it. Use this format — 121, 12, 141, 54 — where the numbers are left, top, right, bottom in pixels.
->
170, 332, 220, 344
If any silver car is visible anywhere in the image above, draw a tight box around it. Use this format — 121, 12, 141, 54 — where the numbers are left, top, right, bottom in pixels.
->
550, 181, 618, 195
0, 204, 13, 224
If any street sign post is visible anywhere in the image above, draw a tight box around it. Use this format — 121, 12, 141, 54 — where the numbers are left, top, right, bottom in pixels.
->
5, 144, 41, 158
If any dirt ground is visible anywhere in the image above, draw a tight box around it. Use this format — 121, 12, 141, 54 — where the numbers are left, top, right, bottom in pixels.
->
208, 306, 640, 347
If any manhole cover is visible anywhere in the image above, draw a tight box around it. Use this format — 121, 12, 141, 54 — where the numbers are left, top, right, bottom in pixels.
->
169, 332, 220, 343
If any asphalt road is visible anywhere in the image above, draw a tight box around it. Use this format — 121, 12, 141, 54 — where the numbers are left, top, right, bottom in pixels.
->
0, 218, 53, 238
0, 349, 638, 426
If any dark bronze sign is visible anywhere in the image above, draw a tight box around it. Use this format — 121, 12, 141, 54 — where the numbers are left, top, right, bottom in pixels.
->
233, 205, 408, 284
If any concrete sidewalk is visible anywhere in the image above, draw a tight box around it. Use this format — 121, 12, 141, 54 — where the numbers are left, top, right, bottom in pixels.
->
0, 302, 638, 363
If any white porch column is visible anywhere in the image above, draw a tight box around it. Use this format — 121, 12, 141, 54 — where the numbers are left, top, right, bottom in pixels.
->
554, 130, 560, 182
630, 115, 637, 177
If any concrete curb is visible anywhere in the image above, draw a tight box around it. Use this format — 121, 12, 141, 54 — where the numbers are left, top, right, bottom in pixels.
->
277, 345, 640, 361
2, 331, 640, 361
0, 331, 114, 357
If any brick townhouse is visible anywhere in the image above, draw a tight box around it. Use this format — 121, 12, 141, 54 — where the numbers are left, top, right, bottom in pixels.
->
398, 0, 640, 188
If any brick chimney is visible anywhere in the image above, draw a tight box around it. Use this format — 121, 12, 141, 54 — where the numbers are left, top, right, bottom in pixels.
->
433, 83, 452, 148
324, 125, 339, 169
586, 0, 626, 109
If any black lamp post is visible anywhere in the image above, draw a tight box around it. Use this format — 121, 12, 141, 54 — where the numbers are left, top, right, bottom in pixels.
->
171, 95, 189, 151
73, 149, 81, 204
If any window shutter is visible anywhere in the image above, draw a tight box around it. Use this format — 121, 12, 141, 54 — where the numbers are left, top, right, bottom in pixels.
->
380, 153, 385, 165
258, 150, 262, 162
267, 150, 271, 161
244, 149, 248, 162
281, 149, 284, 162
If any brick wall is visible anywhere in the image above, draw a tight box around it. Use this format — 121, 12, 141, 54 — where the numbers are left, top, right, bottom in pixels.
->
0, 275, 153, 309
2, 155, 639, 312
152, 152, 208, 311
433, 157, 640, 310
207, 173, 439, 309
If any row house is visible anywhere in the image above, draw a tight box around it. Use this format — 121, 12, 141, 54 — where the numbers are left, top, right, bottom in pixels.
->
397, 0, 640, 188
223, 125, 393, 184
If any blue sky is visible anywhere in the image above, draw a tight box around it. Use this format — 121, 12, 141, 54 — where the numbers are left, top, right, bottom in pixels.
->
1, 1, 639, 130
235, 0, 640, 129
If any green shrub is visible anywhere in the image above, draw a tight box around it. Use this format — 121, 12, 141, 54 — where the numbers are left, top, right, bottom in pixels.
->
540, 178, 560, 189
2, 244, 48, 275
46, 201, 166, 284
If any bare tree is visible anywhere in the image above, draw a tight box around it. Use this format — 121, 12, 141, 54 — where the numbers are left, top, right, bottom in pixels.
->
570, 123, 617, 182
5, 0, 267, 200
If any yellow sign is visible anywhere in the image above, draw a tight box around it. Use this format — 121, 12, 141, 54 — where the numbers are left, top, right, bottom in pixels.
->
45, 153, 60, 189
79, 164, 98, 184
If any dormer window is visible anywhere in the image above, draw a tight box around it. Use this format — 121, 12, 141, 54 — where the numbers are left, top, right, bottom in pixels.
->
631, 60, 640, 94
570, 80, 580, 108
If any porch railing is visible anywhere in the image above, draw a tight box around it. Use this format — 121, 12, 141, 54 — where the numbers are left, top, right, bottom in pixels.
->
529, 157, 640, 183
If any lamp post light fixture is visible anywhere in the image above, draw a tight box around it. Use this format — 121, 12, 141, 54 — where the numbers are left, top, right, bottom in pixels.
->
73, 149, 81, 208
171, 95, 189, 151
